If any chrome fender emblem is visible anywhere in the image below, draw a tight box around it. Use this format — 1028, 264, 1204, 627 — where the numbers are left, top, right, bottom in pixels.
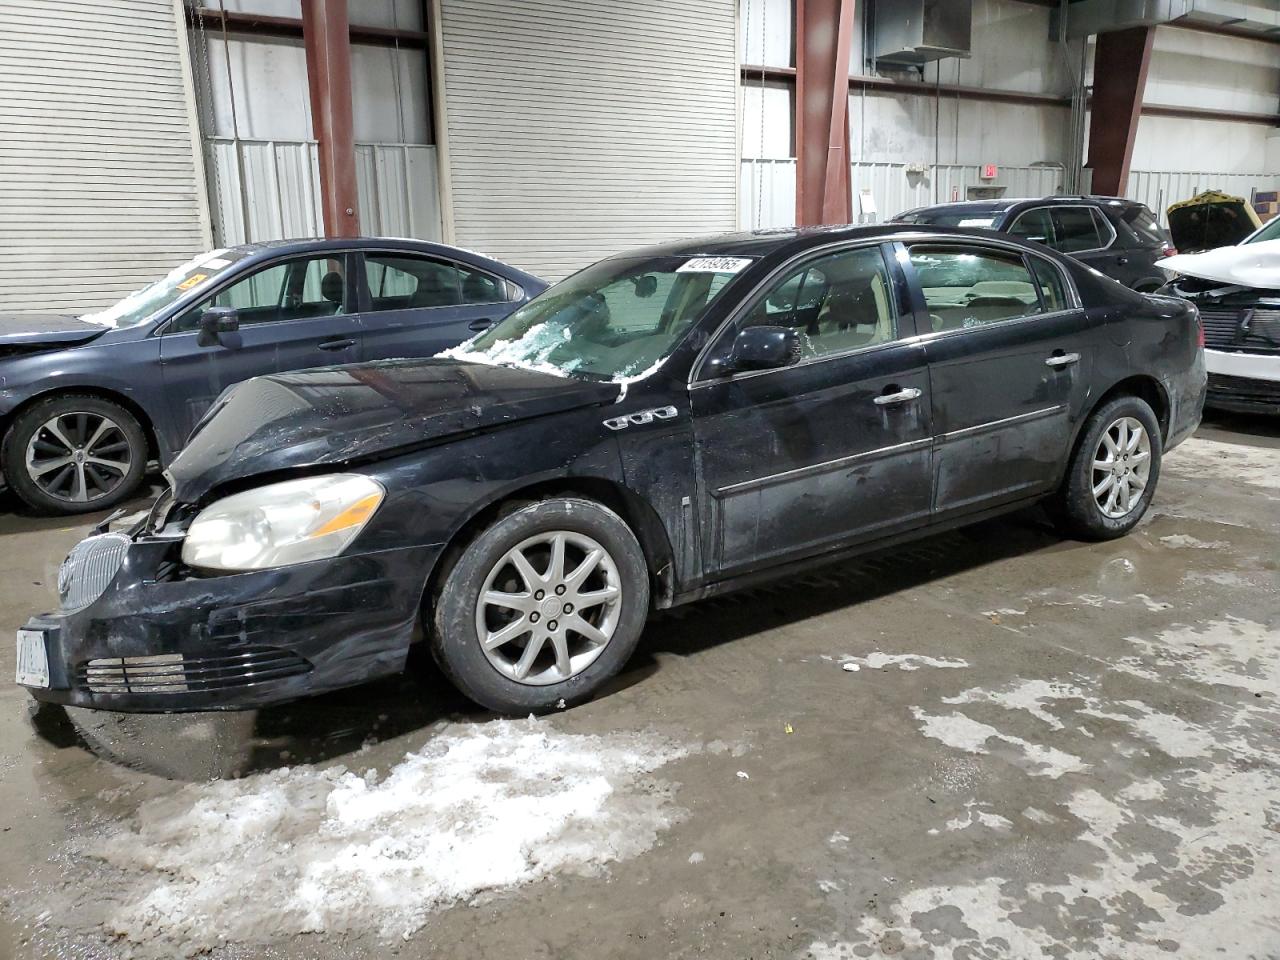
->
603, 406, 679, 431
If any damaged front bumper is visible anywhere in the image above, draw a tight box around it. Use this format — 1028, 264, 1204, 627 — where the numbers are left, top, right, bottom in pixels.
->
1205, 349, 1280, 414
19, 529, 441, 712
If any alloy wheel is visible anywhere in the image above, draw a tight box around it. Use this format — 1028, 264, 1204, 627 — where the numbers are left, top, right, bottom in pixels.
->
475, 530, 623, 685
25, 412, 134, 505
1091, 416, 1151, 519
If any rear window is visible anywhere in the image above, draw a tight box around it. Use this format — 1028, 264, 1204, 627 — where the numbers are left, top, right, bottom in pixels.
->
1119, 205, 1168, 245
898, 210, 1000, 229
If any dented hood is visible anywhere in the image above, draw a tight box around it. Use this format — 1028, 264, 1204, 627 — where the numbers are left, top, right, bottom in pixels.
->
1157, 238, 1280, 289
168, 358, 620, 503
0, 313, 107, 348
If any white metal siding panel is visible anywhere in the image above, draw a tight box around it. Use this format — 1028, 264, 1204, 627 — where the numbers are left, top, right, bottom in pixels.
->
0, 0, 207, 312
438, 0, 739, 280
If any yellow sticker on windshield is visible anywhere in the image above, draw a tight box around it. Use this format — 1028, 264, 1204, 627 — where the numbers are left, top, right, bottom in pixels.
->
177, 273, 207, 291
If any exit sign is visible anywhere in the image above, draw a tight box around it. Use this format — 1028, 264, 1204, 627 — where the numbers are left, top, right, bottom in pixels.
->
980, 163, 999, 180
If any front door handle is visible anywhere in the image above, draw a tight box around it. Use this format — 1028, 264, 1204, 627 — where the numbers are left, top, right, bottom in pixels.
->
874, 386, 923, 406
1045, 352, 1081, 369
467, 318, 496, 333
318, 338, 356, 351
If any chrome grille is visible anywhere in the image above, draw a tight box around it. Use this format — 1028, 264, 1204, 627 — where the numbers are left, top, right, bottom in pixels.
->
58, 532, 131, 614
1197, 306, 1280, 353
77, 647, 311, 695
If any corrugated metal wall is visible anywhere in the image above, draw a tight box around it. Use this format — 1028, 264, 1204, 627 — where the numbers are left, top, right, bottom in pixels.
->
438, 0, 740, 280
739, 160, 1067, 228
203, 139, 443, 245
0, 0, 208, 312
1126, 170, 1280, 225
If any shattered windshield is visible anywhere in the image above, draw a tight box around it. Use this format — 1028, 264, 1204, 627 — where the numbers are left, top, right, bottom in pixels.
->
440, 255, 749, 381
81, 248, 249, 329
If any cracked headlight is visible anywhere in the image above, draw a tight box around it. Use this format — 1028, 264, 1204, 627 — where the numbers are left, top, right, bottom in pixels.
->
181, 474, 385, 572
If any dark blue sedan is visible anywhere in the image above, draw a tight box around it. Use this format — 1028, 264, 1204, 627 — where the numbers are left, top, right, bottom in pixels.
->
0, 238, 545, 514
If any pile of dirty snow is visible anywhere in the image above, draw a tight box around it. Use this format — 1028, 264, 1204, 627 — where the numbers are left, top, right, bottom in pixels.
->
90, 720, 691, 954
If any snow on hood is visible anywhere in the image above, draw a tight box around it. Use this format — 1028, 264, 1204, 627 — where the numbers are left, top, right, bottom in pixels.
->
1157, 238, 1280, 289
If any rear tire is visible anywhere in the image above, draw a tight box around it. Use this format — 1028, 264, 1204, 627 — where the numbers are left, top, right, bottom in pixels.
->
430, 497, 650, 714
1052, 395, 1162, 541
1, 394, 149, 515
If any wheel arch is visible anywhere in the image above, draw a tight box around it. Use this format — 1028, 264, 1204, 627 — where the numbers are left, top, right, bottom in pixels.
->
0, 386, 161, 463
1059, 374, 1170, 491
422, 476, 678, 622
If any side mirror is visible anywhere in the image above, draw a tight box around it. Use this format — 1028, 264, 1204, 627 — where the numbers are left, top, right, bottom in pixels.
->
706, 325, 801, 377
200, 306, 239, 337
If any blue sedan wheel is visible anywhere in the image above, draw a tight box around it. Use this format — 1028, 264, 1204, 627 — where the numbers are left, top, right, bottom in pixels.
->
3, 395, 149, 515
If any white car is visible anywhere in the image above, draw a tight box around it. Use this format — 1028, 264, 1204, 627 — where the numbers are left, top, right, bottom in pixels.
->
1159, 239, 1280, 414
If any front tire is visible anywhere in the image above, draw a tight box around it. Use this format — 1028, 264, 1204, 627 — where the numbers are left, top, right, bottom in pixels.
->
1, 394, 149, 515
1053, 395, 1162, 541
430, 497, 650, 714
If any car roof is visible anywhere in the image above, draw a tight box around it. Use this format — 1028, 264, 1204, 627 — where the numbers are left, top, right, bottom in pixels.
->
901, 195, 1146, 219
221, 236, 544, 283
603, 222, 1056, 263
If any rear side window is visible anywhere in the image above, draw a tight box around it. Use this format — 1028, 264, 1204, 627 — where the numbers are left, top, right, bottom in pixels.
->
364, 254, 514, 311
909, 245, 1042, 331
1051, 207, 1108, 252
1007, 207, 1054, 245
1029, 257, 1069, 312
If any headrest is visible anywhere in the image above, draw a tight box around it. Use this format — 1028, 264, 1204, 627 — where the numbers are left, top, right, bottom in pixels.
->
321, 271, 345, 305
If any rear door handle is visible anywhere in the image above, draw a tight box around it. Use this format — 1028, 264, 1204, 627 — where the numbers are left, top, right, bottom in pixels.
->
1045, 352, 1081, 368
874, 386, 923, 406
468, 318, 496, 333
318, 338, 356, 351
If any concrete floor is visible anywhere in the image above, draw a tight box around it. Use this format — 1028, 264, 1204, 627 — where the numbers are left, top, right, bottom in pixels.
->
0, 411, 1277, 960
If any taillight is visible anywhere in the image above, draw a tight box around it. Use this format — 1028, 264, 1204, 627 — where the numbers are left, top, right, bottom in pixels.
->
1196, 317, 1205, 349
1162, 244, 1178, 258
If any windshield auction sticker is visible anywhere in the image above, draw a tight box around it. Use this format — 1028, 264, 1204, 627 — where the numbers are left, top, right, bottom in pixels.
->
176, 273, 208, 291
677, 257, 754, 274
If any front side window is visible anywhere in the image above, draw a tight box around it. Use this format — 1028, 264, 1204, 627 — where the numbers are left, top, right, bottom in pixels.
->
1051, 207, 1107, 252
730, 246, 898, 361
445, 255, 745, 380
364, 254, 513, 311
1008, 207, 1054, 245
909, 245, 1042, 331
169, 255, 349, 333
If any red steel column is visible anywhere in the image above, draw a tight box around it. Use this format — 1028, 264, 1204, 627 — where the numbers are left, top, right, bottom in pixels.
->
1086, 26, 1155, 197
795, 0, 855, 226
302, 0, 359, 237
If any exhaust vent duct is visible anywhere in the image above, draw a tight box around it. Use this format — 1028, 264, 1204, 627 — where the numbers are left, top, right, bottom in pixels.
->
872, 0, 973, 66
1063, 0, 1280, 38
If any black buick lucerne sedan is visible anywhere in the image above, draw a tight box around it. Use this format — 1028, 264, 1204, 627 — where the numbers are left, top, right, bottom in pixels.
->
18, 225, 1205, 715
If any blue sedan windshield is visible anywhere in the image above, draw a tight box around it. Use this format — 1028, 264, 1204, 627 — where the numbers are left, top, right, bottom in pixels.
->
81, 248, 250, 329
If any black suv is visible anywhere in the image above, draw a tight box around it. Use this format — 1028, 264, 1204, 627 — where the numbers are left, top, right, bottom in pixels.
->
894, 196, 1175, 292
